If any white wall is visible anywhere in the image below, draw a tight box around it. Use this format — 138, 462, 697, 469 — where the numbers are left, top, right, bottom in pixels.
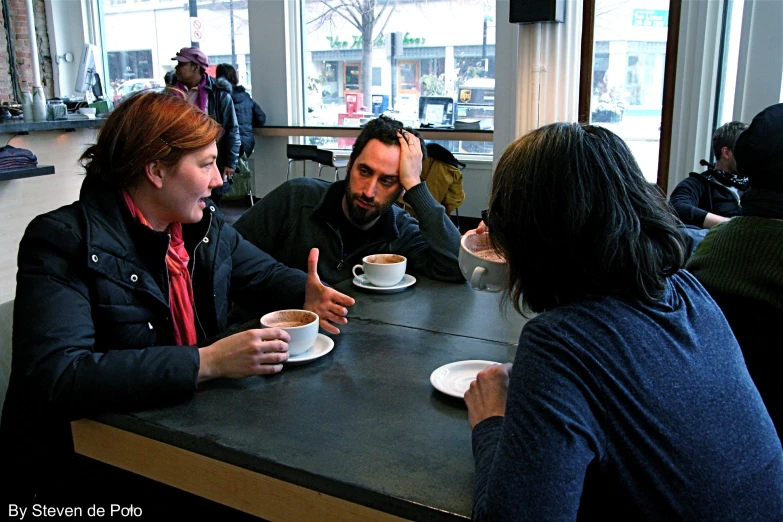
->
0, 129, 97, 304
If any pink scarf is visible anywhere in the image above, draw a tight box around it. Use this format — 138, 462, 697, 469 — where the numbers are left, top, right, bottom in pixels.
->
122, 191, 198, 346
175, 73, 208, 113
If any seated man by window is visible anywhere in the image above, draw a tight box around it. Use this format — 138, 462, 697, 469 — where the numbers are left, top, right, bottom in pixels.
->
233, 116, 464, 285
669, 121, 749, 229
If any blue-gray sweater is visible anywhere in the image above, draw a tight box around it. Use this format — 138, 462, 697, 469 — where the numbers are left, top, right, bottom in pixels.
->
472, 270, 783, 521
233, 177, 464, 284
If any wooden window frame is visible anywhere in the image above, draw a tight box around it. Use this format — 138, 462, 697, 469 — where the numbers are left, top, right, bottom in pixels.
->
578, 0, 682, 194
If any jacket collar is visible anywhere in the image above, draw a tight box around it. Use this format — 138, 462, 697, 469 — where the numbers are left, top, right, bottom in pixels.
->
79, 176, 214, 302
313, 179, 400, 241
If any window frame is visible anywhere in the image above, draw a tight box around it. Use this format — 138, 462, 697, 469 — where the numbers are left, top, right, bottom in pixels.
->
578, 0, 682, 194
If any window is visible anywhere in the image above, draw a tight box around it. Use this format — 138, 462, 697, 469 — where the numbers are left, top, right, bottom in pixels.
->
398, 61, 419, 94
98, 0, 252, 99
583, 0, 672, 183
302, 0, 496, 155
344, 63, 360, 91
715, 0, 744, 126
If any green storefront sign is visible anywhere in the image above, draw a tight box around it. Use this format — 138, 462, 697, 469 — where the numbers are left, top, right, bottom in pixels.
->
327, 33, 426, 50
632, 9, 668, 28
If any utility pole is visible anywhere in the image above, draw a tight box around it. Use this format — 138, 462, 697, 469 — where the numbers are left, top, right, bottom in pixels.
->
229, 0, 236, 67
189, 0, 199, 48
387, 32, 403, 110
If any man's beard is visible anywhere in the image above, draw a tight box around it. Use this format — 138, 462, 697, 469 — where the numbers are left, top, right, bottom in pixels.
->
344, 176, 402, 227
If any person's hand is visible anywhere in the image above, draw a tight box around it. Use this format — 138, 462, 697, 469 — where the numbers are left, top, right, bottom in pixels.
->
303, 248, 355, 334
222, 166, 236, 181
702, 212, 730, 229
397, 129, 423, 191
464, 363, 512, 429
198, 328, 291, 382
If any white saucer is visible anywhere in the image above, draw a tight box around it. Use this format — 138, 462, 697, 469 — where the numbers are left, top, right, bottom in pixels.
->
351, 273, 417, 293
430, 360, 502, 398
285, 333, 334, 365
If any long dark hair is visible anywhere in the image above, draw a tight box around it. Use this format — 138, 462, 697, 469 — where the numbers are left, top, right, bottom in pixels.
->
216, 63, 238, 86
488, 123, 685, 314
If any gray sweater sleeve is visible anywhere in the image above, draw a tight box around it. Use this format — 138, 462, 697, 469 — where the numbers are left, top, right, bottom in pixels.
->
395, 182, 464, 282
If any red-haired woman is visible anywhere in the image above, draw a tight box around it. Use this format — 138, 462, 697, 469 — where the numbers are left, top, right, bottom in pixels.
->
1, 91, 354, 508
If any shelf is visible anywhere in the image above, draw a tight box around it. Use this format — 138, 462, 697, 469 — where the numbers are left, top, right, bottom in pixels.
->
0, 165, 55, 181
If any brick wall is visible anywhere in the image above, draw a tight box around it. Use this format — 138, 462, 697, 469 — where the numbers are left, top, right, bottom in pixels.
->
0, 0, 54, 102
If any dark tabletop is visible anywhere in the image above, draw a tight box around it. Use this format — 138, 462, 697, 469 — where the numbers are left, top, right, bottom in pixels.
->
335, 275, 529, 345
96, 278, 526, 521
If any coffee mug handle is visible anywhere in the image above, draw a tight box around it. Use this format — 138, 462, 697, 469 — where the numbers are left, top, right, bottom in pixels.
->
352, 264, 365, 280
470, 266, 487, 291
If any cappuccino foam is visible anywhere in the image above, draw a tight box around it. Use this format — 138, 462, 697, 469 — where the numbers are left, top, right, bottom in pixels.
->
268, 321, 309, 328
473, 247, 505, 263
368, 254, 405, 264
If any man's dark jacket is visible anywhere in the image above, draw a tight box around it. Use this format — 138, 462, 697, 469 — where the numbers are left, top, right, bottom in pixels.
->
669, 170, 744, 227
218, 77, 266, 157
0, 175, 306, 502
233, 177, 464, 285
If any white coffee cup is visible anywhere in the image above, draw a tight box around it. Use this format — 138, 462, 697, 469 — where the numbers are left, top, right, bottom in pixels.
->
260, 309, 319, 356
459, 230, 507, 292
352, 254, 407, 287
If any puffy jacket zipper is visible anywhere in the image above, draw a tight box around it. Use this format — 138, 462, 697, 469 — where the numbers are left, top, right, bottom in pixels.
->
190, 211, 213, 340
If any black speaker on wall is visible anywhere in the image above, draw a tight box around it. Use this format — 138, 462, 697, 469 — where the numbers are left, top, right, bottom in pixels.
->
509, 0, 565, 23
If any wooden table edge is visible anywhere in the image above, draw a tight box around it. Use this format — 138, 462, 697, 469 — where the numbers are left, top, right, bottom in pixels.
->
72, 419, 410, 522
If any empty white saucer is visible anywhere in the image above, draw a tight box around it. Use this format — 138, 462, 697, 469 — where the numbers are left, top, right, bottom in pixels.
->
351, 273, 417, 293
430, 360, 501, 398
285, 333, 334, 365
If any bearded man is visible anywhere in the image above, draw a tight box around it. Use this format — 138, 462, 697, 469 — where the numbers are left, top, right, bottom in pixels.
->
233, 116, 463, 284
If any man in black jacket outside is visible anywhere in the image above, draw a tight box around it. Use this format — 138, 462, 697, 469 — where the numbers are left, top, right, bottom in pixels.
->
669, 121, 749, 229
172, 47, 240, 205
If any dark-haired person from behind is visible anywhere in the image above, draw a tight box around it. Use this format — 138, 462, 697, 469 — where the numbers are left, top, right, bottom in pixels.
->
233, 115, 463, 285
687, 102, 783, 440
464, 123, 782, 521
216, 63, 266, 159
669, 121, 749, 229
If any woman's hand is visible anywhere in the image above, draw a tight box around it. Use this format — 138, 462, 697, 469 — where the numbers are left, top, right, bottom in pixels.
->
198, 328, 290, 382
303, 248, 355, 334
464, 363, 512, 429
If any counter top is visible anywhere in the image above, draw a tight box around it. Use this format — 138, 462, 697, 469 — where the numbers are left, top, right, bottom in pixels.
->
0, 118, 106, 133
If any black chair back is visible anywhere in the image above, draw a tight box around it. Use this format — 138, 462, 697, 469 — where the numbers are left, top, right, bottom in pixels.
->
287, 144, 319, 161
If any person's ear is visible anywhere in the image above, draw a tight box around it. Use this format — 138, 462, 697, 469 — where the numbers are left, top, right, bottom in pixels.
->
721, 146, 732, 161
144, 161, 166, 189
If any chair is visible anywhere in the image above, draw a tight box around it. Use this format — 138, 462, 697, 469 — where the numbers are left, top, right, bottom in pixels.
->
286, 144, 320, 180
316, 149, 349, 181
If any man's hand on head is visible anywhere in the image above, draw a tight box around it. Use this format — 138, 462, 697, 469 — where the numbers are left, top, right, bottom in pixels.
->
397, 130, 423, 191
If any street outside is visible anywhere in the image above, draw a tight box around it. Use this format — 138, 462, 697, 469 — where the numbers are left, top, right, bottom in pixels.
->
597, 114, 662, 184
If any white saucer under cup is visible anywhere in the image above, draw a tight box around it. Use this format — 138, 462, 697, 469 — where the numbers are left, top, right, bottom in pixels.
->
285, 333, 335, 365
352, 273, 417, 294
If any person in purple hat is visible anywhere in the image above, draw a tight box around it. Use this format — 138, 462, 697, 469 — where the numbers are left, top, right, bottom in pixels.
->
172, 46, 240, 206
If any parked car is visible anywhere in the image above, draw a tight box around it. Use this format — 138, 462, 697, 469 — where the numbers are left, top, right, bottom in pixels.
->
112, 78, 164, 103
